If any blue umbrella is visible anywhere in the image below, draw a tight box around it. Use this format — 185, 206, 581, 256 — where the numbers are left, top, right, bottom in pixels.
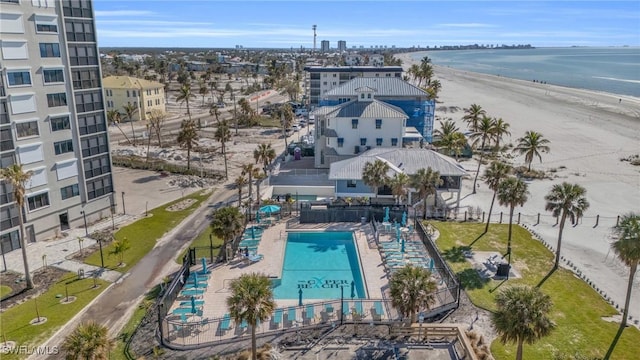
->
401, 237, 405, 253
429, 258, 435, 272
395, 223, 401, 242
298, 288, 303, 306
401, 212, 407, 227
259, 204, 281, 215
383, 207, 390, 223
191, 296, 197, 313
350, 280, 355, 299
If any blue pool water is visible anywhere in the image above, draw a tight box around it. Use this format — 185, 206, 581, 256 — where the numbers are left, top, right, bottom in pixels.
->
272, 232, 367, 300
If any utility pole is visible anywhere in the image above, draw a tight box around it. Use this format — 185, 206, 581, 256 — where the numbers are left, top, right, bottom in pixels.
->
312, 25, 317, 54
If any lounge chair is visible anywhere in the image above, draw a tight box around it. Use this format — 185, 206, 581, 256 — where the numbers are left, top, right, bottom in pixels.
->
179, 288, 205, 297
179, 300, 205, 307
287, 307, 298, 324
240, 319, 248, 331
247, 254, 264, 263
172, 307, 197, 316
305, 304, 315, 324
272, 308, 283, 327
239, 239, 260, 247
354, 301, 366, 320
372, 301, 384, 321
220, 314, 232, 332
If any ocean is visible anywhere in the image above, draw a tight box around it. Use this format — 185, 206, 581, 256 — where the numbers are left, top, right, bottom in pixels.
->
411, 47, 640, 98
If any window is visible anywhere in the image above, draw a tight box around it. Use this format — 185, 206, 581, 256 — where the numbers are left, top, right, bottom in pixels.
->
86, 176, 112, 200
60, 184, 79, 200
367, 94, 372, 99
54, 139, 73, 155
55, 159, 77, 180
323, 81, 327, 85
71, 68, 100, 89
68, 45, 97, 66
0, 230, 21, 255
1, 41, 28, 59
375, 119, 382, 129
360, 94, 365, 99
6, 70, 31, 86
376, 138, 383, 146
64, 19, 94, 41
17, 143, 43, 164
351, 119, 358, 129
0, 182, 15, 205
15, 120, 39, 138
391, 138, 398, 146
39, 43, 60, 57
74, 91, 103, 113
63, 0, 93, 18
83, 155, 110, 178
105, 89, 112, 96
0, 207, 20, 236
9, 93, 36, 114
81, 134, 108, 157
1, 152, 16, 168
27, 191, 49, 211
347, 180, 357, 188
1, 129, 14, 152
78, 113, 105, 135
51, 115, 70, 131
360, 138, 367, 146
332, 82, 337, 85
47, 93, 67, 107
35, 15, 58, 33
0, 100, 8, 124
43, 69, 64, 84
147, 100, 152, 107
0, 12, 23, 33
337, 138, 344, 148
126, 90, 130, 97
146, 90, 151, 95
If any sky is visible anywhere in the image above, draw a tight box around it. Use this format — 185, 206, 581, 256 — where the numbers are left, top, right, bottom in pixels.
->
93, 1, 640, 48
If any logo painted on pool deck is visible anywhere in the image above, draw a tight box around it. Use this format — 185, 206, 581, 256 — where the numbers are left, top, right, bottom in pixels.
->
297, 277, 349, 289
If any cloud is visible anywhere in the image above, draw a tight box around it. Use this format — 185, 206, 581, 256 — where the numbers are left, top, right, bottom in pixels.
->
94, 10, 155, 17
437, 23, 497, 28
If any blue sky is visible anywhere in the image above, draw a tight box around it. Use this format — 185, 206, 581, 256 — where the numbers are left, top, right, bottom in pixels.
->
94, 1, 640, 48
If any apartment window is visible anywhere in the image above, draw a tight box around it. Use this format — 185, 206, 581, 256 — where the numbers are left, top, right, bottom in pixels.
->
35, 15, 58, 33
6, 70, 31, 86
74, 91, 103, 113
63, 0, 93, 18
78, 113, 105, 135
367, 93, 372, 99
15, 121, 39, 138
0, 100, 8, 125
65, 19, 94, 42
1, 152, 16, 168
351, 119, 358, 129
83, 155, 110, 179
360, 138, 367, 146
391, 138, 398, 146
347, 180, 357, 188
47, 93, 67, 107
332, 82, 337, 86
68, 45, 97, 66
147, 100, 152, 107
54, 139, 73, 155
360, 94, 365, 99
155, 89, 159, 95
146, 90, 151, 95
51, 116, 70, 131
376, 138, 383, 146
43, 69, 64, 84
27, 191, 49, 211
375, 119, 382, 129
71, 68, 100, 90
322, 81, 327, 86
0, 206, 20, 233
0, 182, 14, 205
39, 43, 60, 57
1, 0, 21, 4
126, 90, 130, 97
60, 184, 79, 200
86, 176, 112, 200
0, 129, 14, 152
337, 138, 344, 148
332, 74, 336, 77
105, 89, 112, 96
155, 99, 160, 105
81, 134, 108, 157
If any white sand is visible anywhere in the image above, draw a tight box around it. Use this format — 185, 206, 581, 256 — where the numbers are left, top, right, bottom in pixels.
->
398, 52, 640, 326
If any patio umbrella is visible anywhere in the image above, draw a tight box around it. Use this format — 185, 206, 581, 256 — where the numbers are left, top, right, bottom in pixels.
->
191, 296, 197, 314
395, 223, 401, 242
201, 257, 207, 273
255, 211, 261, 224
251, 226, 256, 240
429, 258, 435, 272
383, 207, 390, 223
350, 280, 355, 299
401, 212, 407, 227
401, 237, 405, 253
298, 288, 303, 306
259, 204, 281, 215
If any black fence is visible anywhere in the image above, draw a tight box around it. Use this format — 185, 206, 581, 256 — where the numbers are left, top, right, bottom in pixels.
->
299, 205, 411, 224
157, 251, 194, 346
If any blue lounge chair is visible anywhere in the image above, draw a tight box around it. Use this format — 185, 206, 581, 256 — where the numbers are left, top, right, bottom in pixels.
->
373, 301, 384, 320
180, 289, 205, 297
179, 300, 205, 307
355, 301, 364, 316
172, 307, 197, 316
247, 254, 263, 263
305, 304, 315, 321
239, 240, 260, 247
240, 319, 248, 330
272, 308, 283, 326
287, 307, 297, 324
220, 314, 231, 331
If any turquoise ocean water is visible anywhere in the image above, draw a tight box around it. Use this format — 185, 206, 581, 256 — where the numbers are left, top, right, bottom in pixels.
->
411, 47, 640, 97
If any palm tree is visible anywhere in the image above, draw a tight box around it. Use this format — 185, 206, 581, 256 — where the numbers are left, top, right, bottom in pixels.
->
610, 213, 640, 328
362, 159, 391, 199
462, 103, 486, 132
106, 109, 131, 145
253, 171, 267, 206
483, 161, 512, 233
514, 130, 551, 171
410, 167, 443, 219
273, 104, 294, 149
544, 183, 590, 270
109, 237, 130, 266
433, 119, 459, 140
176, 83, 196, 121
242, 163, 257, 203
147, 109, 166, 148
389, 173, 410, 205
389, 265, 437, 323
497, 177, 529, 274
234, 175, 248, 207
442, 131, 467, 160
122, 102, 138, 146
214, 120, 231, 179
177, 119, 198, 170
198, 80, 208, 105
61, 320, 114, 360
491, 117, 511, 151
227, 273, 276, 360
210, 104, 221, 124
210, 206, 245, 261
492, 285, 555, 360
470, 116, 495, 193
1, 164, 34, 289
253, 143, 276, 174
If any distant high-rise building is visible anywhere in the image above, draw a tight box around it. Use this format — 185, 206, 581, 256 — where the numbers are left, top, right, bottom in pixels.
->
1, 0, 115, 251
321, 40, 330, 53
337, 40, 347, 52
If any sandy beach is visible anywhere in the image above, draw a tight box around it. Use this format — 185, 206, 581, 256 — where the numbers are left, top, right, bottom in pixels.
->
398, 52, 640, 326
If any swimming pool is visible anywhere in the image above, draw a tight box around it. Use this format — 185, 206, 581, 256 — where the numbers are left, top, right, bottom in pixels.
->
272, 232, 367, 300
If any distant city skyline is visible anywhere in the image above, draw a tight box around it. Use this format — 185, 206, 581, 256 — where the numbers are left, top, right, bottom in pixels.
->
94, 1, 640, 48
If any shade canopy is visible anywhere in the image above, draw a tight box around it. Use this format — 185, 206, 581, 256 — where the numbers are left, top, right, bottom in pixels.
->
259, 204, 281, 214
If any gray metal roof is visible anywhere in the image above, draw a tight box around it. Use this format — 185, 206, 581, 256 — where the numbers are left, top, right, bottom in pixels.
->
311, 104, 342, 116
325, 129, 338, 138
329, 148, 467, 180
304, 66, 403, 73
325, 99, 407, 118
324, 77, 428, 97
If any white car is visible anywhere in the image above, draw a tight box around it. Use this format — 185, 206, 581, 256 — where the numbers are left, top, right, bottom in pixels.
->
291, 124, 301, 132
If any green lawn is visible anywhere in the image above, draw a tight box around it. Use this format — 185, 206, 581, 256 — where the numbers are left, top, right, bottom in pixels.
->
0, 272, 108, 360
176, 226, 224, 264
85, 191, 211, 272
430, 221, 640, 360
1, 284, 12, 298
257, 117, 281, 128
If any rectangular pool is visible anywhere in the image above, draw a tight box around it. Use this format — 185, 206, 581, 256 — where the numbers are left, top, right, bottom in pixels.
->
272, 232, 367, 300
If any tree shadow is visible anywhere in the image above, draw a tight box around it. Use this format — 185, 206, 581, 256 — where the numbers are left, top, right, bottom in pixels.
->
468, 231, 487, 247
488, 279, 508, 294
536, 267, 557, 288
604, 323, 626, 360
457, 269, 490, 290
442, 246, 472, 263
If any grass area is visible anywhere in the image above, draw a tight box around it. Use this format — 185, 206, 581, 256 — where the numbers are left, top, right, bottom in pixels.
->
1, 284, 12, 298
0, 272, 108, 360
176, 226, 224, 264
430, 221, 640, 360
85, 191, 211, 273
256, 116, 281, 128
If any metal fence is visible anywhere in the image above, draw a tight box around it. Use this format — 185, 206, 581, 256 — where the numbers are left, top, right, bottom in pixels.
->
299, 205, 411, 224
158, 251, 194, 347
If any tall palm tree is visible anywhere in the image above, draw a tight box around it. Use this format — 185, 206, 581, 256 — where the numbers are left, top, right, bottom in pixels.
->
483, 161, 512, 233
274, 104, 294, 150
1, 164, 34, 289
227, 273, 276, 360
410, 167, 443, 219
253, 143, 276, 174
177, 119, 198, 170
214, 120, 231, 179
491, 117, 511, 151
442, 131, 467, 160
389, 265, 437, 323
497, 177, 529, 275
106, 109, 131, 145
433, 119, 459, 140
514, 131, 551, 171
210, 206, 245, 261
544, 183, 590, 270
610, 213, 640, 329
470, 116, 495, 193
253, 171, 267, 206
362, 159, 391, 199
462, 103, 486, 132
176, 83, 196, 121
389, 173, 410, 205
234, 175, 248, 207
492, 285, 555, 360
61, 320, 114, 360
242, 163, 257, 203
122, 102, 138, 146
198, 80, 208, 105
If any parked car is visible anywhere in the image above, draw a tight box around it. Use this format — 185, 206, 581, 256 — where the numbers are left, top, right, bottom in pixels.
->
295, 108, 308, 117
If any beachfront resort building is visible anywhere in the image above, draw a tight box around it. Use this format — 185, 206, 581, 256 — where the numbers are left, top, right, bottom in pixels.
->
102, 76, 165, 122
1, 0, 115, 252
